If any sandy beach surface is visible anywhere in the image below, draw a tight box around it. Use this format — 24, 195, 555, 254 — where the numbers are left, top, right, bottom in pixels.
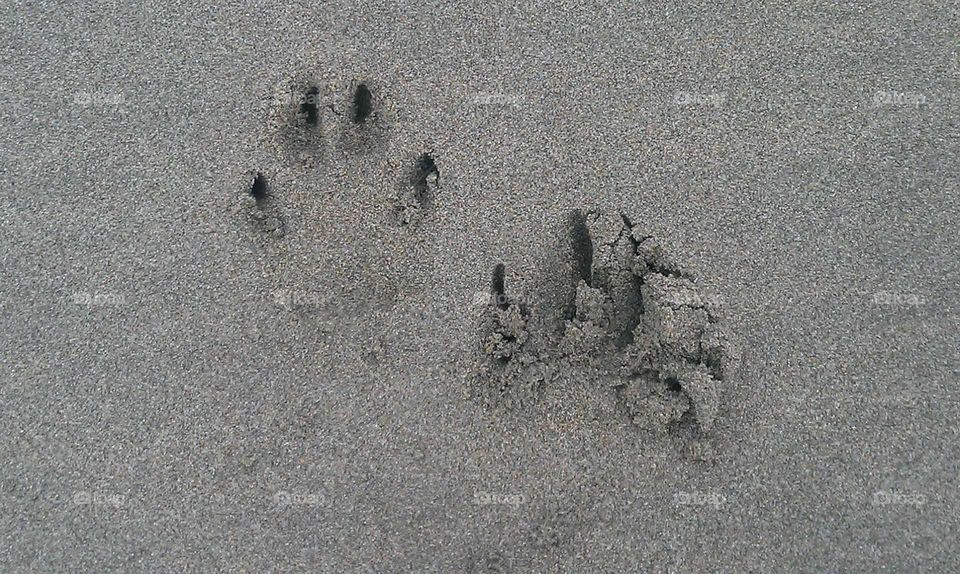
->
2, 1, 958, 572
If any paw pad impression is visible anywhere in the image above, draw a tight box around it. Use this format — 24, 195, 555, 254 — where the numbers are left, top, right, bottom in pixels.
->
474, 209, 736, 439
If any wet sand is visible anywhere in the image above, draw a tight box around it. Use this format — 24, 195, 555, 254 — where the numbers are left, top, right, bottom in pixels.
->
1, 2, 958, 571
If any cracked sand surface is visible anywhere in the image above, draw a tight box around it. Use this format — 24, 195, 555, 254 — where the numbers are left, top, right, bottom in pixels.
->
475, 209, 737, 442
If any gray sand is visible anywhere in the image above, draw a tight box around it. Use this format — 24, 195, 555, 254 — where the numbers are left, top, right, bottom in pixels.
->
2, 2, 958, 572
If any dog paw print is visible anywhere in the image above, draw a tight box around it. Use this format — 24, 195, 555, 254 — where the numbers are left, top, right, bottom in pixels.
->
563, 209, 734, 435
393, 152, 440, 226
270, 75, 392, 168
238, 171, 285, 237
471, 264, 551, 409
473, 209, 736, 442
620, 243, 731, 434
270, 81, 327, 168
266, 68, 448, 228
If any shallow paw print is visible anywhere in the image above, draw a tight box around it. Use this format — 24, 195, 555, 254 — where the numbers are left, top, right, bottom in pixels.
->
270, 78, 328, 168
330, 77, 394, 157
238, 171, 285, 237
392, 151, 440, 226
270, 69, 396, 169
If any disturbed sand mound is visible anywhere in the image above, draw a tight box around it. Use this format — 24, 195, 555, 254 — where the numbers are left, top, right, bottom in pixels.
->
474, 209, 737, 444
473, 264, 552, 411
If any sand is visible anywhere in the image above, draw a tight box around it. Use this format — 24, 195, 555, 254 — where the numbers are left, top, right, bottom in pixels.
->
1, 1, 958, 572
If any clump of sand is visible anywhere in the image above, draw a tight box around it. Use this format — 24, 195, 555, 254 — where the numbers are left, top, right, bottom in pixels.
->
473, 209, 737, 444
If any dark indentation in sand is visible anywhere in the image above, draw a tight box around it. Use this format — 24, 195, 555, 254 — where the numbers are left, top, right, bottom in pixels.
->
472, 209, 736, 446
300, 86, 320, 126
491, 263, 509, 310
243, 172, 284, 236
412, 152, 439, 196
665, 376, 682, 393
619, 213, 645, 322
651, 263, 683, 278
352, 83, 372, 123
569, 209, 593, 287
250, 172, 269, 205
618, 240, 645, 345
395, 153, 440, 226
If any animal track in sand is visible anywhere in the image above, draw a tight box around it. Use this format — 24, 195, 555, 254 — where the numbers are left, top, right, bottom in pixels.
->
473, 209, 737, 448
393, 152, 441, 226
300, 86, 320, 127
352, 83, 373, 124
240, 171, 285, 236
471, 263, 548, 409
269, 75, 392, 169
259, 74, 732, 445
267, 72, 438, 227
249, 171, 269, 205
